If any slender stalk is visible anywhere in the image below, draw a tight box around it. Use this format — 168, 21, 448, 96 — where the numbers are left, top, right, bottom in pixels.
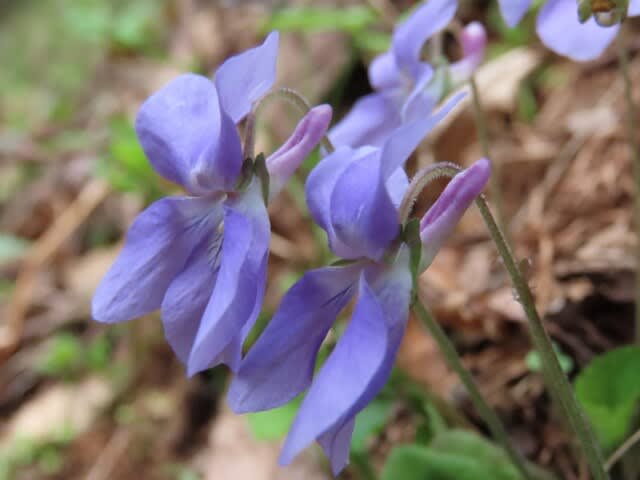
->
407, 162, 609, 479
474, 196, 610, 480
605, 427, 640, 472
616, 31, 640, 344
413, 301, 534, 480
249, 87, 335, 156
469, 76, 509, 242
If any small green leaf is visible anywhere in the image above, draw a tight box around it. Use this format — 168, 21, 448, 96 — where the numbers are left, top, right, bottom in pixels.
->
517, 82, 538, 123
110, 3, 158, 51
0, 234, 30, 263
37, 334, 84, 379
262, 6, 377, 34
382, 431, 523, 480
429, 430, 522, 479
247, 398, 301, 441
87, 335, 112, 371
351, 398, 393, 454
575, 346, 640, 451
353, 31, 391, 54
381, 444, 514, 480
526, 342, 574, 374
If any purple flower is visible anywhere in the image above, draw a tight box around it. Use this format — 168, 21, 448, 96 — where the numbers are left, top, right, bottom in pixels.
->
92, 32, 332, 376
330, 0, 486, 148
228, 95, 490, 474
449, 21, 488, 85
498, 0, 640, 61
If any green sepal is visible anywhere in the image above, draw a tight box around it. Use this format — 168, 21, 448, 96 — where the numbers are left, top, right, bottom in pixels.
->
329, 258, 359, 267
235, 157, 255, 192
577, 0, 593, 23
253, 153, 270, 204
401, 219, 422, 297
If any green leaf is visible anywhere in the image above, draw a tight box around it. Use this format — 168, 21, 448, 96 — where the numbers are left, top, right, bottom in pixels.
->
110, 2, 158, 51
382, 431, 523, 480
526, 342, 574, 374
37, 334, 84, 379
353, 31, 391, 54
97, 117, 164, 200
262, 6, 377, 34
247, 398, 301, 441
429, 430, 522, 479
575, 346, 640, 451
0, 234, 30, 263
87, 335, 112, 371
351, 398, 393, 454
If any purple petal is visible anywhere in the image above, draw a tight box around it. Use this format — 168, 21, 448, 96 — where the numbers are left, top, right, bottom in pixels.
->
449, 22, 488, 85
329, 152, 399, 261
160, 234, 221, 365
369, 52, 403, 90
420, 158, 491, 269
227, 263, 362, 413
498, 0, 532, 27
382, 92, 465, 178
266, 104, 332, 199
401, 66, 437, 123
318, 420, 355, 476
136, 74, 243, 194
214, 31, 279, 123
93, 196, 221, 324
316, 94, 464, 261
392, 0, 457, 77
279, 247, 412, 474
630, 0, 640, 16
329, 93, 402, 148
305, 145, 379, 258
386, 168, 409, 209
537, 0, 619, 61
187, 181, 270, 375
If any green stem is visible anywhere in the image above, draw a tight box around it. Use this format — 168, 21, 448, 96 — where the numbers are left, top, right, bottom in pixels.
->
616, 31, 640, 345
474, 196, 610, 480
412, 301, 534, 480
408, 163, 608, 479
469, 76, 509, 243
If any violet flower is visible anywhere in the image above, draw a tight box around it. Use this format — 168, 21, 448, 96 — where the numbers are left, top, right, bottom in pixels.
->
228, 95, 490, 475
92, 32, 332, 376
330, 0, 486, 148
499, 0, 640, 61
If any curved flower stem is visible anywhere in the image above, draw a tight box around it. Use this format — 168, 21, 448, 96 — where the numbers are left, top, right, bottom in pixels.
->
413, 301, 535, 480
616, 30, 640, 344
244, 87, 335, 160
470, 76, 510, 244
399, 162, 460, 224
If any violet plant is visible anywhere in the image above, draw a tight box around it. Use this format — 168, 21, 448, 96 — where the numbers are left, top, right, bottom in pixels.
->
329, 0, 486, 148
228, 98, 496, 474
92, 32, 332, 376
89, 2, 627, 479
